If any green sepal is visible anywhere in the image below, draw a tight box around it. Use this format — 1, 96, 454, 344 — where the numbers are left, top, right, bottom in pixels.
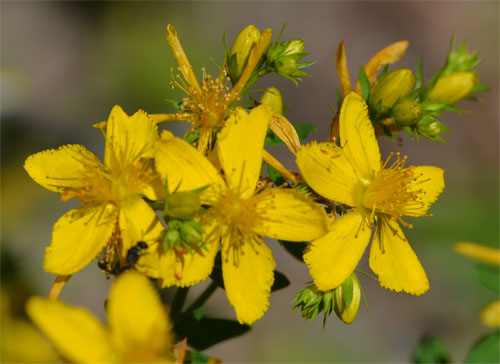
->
358, 65, 371, 102
164, 98, 185, 111
465, 330, 500, 364
341, 275, 354, 309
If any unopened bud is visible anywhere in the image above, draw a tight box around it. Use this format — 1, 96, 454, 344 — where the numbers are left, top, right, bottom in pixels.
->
417, 118, 441, 137
292, 285, 323, 321
392, 97, 423, 126
180, 221, 203, 245
229, 25, 261, 79
282, 39, 305, 56
275, 56, 297, 76
334, 273, 361, 325
259, 87, 283, 114
166, 191, 201, 220
370, 68, 416, 109
164, 229, 180, 251
427, 72, 477, 104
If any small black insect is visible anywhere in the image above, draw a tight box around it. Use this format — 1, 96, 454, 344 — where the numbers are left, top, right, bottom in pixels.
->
126, 241, 148, 266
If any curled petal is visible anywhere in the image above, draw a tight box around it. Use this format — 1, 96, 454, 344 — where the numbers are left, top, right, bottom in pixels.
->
335, 41, 352, 97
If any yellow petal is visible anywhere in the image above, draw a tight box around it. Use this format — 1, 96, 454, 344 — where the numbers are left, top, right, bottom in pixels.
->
253, 189, 329, 241
44, 203, 116, 275
369, 218, 429, 295
118, 196, 164, 255
222, 233, 275, 325
296, 141, 361, 207
262, 149, 297, 184
355, 40, 409, 92
340, 93, 381, 181
24, 144, 103, 194
481, 300, 500, 327
217, 106, 272, 199
269, 113, 301, 155
454, 242, 500, 266
304, 211, 371, 291
335, 41, 352, 97
104, 105, 157, 170
166, 24, 201, 95
404, 166, 445, 217
26, 296, 115, 364
155, 130, 224, 203
159, 219, 220, 288
108, 271, 171, 356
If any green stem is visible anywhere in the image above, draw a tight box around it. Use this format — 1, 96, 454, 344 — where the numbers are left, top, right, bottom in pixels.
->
170, 287, 189, 318
174, 281, 218, 327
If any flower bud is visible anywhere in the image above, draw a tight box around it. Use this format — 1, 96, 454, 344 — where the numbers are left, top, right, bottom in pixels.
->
334, 273, 361, 325
370, 68, 416, 109
427, 71, 477, 104
416, 118, 441, 137
229, 25, 261, 80
259, 87, 283, 114
282, 39, 305, 56
166, 191, 201, 220
392, 97, 423, 126
275, 56, 297, 76
180, 221, 203, 245
164, 229, 180, 251
292, 285, 323, 321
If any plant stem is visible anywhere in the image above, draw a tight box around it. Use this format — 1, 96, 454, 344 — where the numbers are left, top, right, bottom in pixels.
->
171, 287, 189, 318
174, 281, 218, 327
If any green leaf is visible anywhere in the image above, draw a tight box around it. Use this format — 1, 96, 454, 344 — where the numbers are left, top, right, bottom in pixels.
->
184, 349, 221, 364
178, 317, 251, 351
267, 164, 285, 185
358, 65, 371, 101
295, 123, 317, 142
475, 264, 500, 293
412, 336, 452, 363
465, 330, 500, 364
279, 240, 306, 261
265, 130, 282, 145
272, 271, 290, 292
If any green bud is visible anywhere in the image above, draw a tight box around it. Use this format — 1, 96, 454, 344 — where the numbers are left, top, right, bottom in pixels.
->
427, 71, 477, 104
392, 97, 423, 126
282, 39, 305, 56
180, 221, 203, 245
259, 87, 283, 114
370, 68, 416, 109
164, 229, 180, 251
229, 25, 261, 79
166, 191, 201, 220
275, 56, 297, 76
417, 119, 441, 137
334, 274, 361, 325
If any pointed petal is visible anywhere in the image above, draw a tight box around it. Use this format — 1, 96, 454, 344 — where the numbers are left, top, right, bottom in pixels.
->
108, 272, 171, 355
355, 40, 409, 92
304, 211, 371, 291
222, 233, 275, 325
253, 189, 329, 241
217, 106, 272, 199
404, 166, 445, 217
159, 219, 220, 287
340, 93, 381, 181
44, 203, 116, 275
335, 41, 352, 97
454, 242, 500, 266
370, 218, 429, 295
296, 141, 361, 207
155, 130, 224, 203
262, 149, 297, 184
24, 145, 103, 194
104, 105, 157, 169
26, 297, 115, 364
118, 196, 164, 255
269, 113, 301, 155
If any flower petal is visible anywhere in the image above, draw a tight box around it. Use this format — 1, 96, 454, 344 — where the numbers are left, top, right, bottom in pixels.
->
296, 141, 362, 207
217, 106, 272, 199
24, 144, 103, 194
304, 211, 371, 291
269, 113, 301, 155
454, 242, 500, 266
335, 41, 352, 97
340, 93, 381, 181
44, 203, 116, 275
26, 297, 115, 364
107, 271, 171, 356
104, 105, 157, 170
118, 196, 164, 255
155, 130, 224, 203
404, 166, 445, 217
222, 233, 275, 325
253, 189, 330, 241
369, 218, 429, 295
158, 219, 220, 288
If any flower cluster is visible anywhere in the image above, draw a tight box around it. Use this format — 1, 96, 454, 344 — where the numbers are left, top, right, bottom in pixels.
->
23, 23, 484, 362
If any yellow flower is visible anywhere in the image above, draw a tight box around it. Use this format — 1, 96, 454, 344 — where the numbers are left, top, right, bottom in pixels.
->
146, 105, 329, 325
455, 241, 500, 327
26, 271, 174, 363
24, 106, 164, 276
297, 92, 444, 295
151, 24, 273, 155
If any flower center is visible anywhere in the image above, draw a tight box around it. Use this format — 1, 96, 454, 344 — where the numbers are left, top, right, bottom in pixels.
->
215, 188, 262, 235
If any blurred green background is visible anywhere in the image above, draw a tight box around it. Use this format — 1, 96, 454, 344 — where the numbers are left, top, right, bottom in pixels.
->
1, 1, 498, 363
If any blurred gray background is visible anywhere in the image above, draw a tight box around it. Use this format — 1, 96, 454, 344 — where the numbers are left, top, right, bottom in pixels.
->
1, 1, 499, 363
